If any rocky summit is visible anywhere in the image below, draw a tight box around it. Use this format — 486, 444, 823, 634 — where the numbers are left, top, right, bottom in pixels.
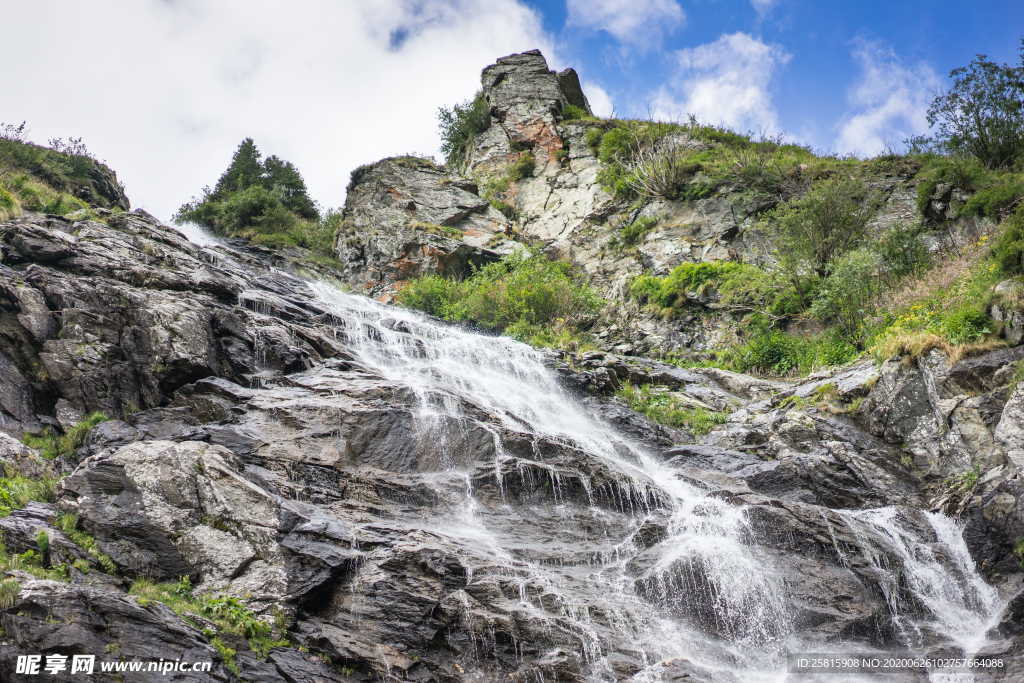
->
0, 49, 1023, 683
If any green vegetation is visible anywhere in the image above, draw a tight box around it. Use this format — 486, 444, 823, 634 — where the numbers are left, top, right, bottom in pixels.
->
22, 412, 108, 460
585, 116, 851, 204
913, 40, 1024, 169
767, 176, 880, 294
0, 578, 20, 609
0, 472, 57, 517
35, 530, 49, 559
55, 513, 117, 574
131, 577, 289, 667
509, 152, 536, 180
438, 92, 490, 169
396, 251, 601, 351
616, 383, 727, 435
630, 261, 801, 317
174, 138, 336, 256
616, 216, 658, 247
869, 245, 1004, 361
0, 541, 69, 581
561, 104, 594, 121
0, 123, 117, 218
684, 327, 859, 377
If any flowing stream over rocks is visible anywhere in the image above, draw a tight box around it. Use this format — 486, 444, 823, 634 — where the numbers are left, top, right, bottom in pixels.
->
308, 281, 1007, 682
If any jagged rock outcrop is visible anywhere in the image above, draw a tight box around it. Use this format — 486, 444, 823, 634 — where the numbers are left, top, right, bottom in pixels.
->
335, 156, 516, 298
468, 50, 590, 174
0, 206, 1021, 679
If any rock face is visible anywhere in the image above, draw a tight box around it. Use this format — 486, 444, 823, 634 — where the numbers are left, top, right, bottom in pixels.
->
335, 50, 943, 356
1, 205, 1022, 681
335, 156, 516, 298
469, 50, 590, 174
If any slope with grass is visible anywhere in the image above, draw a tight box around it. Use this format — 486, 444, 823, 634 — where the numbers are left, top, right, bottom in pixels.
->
395, 50, 1024, 385
0, 127, 129, 219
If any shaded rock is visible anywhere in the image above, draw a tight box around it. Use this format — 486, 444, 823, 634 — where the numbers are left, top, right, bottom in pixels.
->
0, 580, 230, 682
336, 156, 514, 298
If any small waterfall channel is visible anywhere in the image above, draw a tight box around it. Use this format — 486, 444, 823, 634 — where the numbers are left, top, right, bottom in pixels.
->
309, 281, 1007, 682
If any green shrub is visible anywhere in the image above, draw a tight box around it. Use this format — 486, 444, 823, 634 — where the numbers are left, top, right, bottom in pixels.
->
438, 92, 490, 168
768, 176, 878, 283
22, 412, 108, 460
616, 383, 727, 435
393, 275, 458, 318
995, 205, 1024, 274
0, 578, 20, 609
961, 177, 1024, 219
629, 261, 800, 317
874, 222, 931, 279
810, 248, 886, 342
509, 153, 536, 180
922, 43, 1024, 169
715, 328, 858, 376
618, 216, 658, 246
0, 186, 18, 219
0, 475, 57, 517
915, 155, 994, 216
561, 104, 591, 121
130, 579, 287, 665
941, 308, 993, 343
35, 530, 49, 562
55, 513, 117, 574
397, 251, 600, 350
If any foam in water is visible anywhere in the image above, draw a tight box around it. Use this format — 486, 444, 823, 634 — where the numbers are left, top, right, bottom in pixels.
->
308, 280, 1005, 681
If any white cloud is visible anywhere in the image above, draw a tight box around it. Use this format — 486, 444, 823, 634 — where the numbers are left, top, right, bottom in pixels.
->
750, 0, 778, 18
566, 0, 685, 48
651, 33, 791, 133
584, 82, 615, 118
0, 0, 555, 221
835, 41, 942, 157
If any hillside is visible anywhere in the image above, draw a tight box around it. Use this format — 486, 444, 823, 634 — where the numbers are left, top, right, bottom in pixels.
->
0, 50, 1020, 682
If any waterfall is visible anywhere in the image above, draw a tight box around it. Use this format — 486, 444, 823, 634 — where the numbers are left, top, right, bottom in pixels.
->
308, 281, 1005, 681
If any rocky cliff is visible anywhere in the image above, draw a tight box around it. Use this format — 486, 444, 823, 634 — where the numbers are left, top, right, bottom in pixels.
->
0, 51, 1021, 683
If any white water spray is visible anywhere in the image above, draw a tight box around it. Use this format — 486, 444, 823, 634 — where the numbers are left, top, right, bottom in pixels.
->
308, 281, 1004, 681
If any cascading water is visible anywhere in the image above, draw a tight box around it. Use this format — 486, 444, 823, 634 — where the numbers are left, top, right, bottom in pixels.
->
308, 280, 1006, 681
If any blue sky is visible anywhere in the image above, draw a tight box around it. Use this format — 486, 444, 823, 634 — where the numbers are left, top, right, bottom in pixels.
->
531, 0, 1024, 153
1, 1, 1021, 219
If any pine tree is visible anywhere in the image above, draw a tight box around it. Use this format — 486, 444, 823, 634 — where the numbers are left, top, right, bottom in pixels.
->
212, 138, 264, 198
263, 155, 318, 219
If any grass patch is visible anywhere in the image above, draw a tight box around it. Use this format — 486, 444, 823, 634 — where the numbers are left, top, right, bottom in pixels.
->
629, 261, 802, 317
0, 135, 125, 211
700, 328, 859, 377
617, 383, 727, 435
0, 541, 69, 582
22, 412, 108, 460
868, 241, 1003, 361
0, 474, 57, 517
616, 216, 658, 247
54, 513, 117, 574
410, 221, 464, 239
130, 577, 289, 666
396, 251, 601, 352
0, 578, 20, 609
585, 116, 861, 204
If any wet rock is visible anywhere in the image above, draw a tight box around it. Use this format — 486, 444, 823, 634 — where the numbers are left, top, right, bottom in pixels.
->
0, 580, 231, 682
59, 440, 286, 600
